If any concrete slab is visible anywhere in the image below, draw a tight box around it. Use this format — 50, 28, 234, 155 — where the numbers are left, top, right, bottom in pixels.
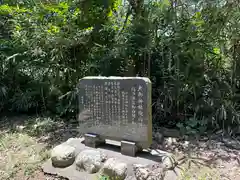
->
42, 138, 173, 180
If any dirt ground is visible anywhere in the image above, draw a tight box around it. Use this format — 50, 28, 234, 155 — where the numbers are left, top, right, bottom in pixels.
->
0, 115, 239, 180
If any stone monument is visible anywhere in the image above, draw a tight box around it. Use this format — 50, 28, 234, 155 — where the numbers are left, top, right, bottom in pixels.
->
42, 77, 179, 180
77, 76, 152, 156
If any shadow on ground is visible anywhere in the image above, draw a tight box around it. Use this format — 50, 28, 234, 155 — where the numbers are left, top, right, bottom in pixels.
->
1, 113, 240, 163
0, 113, 240, 180
0, 113, 80, 148
151, 131, 240, 176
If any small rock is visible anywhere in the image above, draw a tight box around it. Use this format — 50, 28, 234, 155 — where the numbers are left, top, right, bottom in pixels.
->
51, 144, 76, 168
183, 141, 189, 148
101, 158, 127, 180
133, 164, 165, 180
133, 164, 150, 180
154, 132, 164, 144
39, 135, 50, 142
16, 125, 25, 132
75, 149, 107, 173
164, 137, 177, 147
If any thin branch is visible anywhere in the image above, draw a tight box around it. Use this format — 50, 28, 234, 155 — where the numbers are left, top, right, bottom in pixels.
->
117, 5, 132, 36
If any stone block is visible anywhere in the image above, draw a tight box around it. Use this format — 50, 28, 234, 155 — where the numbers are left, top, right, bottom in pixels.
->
84, 133, 105, 148
77, 76, 152, 149
121, 140, 138, 157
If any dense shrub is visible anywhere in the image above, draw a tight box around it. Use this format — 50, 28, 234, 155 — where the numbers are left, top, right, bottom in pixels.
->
1, 0, 240, 134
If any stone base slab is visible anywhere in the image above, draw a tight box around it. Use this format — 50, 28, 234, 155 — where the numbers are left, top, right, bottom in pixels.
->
42, 138, 179, 180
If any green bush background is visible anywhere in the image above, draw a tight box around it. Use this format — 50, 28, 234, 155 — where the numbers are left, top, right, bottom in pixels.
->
1, 0, 240, 134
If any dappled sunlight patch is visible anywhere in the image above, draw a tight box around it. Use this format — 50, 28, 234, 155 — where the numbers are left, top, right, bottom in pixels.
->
0, 132, 50, 180
6, 116, 66, 137
180, 166, 221, 180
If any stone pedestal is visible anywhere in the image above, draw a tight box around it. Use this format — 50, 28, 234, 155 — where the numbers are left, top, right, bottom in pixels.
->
121, 140, 142, 157
84, 133, 105, 148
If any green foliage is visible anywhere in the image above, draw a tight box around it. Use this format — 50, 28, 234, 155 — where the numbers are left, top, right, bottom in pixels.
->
1, 0, 240, 133
177, 117, 208, 135
98, 174, 122, 180
99, 175, 110, 180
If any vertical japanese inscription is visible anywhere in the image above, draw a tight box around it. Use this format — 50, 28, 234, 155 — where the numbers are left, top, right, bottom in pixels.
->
124, 91, 129, 124
110, 81, 114, 124
92, 85, 96, 124
95, 85, 100, 126
116, 81, 121, 126
137, 85, 144, 126
121, 91, 129, 125
100, 85, 104, 122
121, 91, 125, 125
131, 87, 136, 124
85, 84, 92, 111
104, 82, 109, 125
78, 77, 152, 148
108, 81, 113, 124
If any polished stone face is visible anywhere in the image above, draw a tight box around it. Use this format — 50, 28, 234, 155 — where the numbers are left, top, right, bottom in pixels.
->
77, 76, 152, 148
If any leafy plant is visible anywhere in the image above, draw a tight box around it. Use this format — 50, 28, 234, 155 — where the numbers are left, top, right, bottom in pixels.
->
177, 117, 208, 135
99, 175, 110, 180
1, 0, 240, 133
